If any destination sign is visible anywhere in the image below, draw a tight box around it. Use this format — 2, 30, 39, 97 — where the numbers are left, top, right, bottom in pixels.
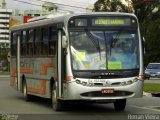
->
92, 18, 131, 26
69, 17, 134, 27
94, 19, 124, 25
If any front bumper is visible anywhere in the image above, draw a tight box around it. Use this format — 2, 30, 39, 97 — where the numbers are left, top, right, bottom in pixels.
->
63, 77, 144, 100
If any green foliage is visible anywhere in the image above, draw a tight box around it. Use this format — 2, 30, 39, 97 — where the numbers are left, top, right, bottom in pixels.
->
144, 18, 160, 65
144, 83, 160, 92
94, 0, 131, 12
133, 0, 159, 23
0, 49, 8, 60
0, 48, 9, 72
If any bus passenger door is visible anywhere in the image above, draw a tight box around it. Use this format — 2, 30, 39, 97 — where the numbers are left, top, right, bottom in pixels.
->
57, 29, 66, 98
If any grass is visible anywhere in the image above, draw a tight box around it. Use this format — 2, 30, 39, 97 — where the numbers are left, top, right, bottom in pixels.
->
144, 83, 160, 93
0, 115, 4, 120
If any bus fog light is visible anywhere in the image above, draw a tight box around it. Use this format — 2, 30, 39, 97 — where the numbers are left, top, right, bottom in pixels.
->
76, 80, 81, 84
127, 80, 133, 85
133, 78, 138, 83
82, 82, 87, 86
121, 82, 127, 86
89, 83, 94, 87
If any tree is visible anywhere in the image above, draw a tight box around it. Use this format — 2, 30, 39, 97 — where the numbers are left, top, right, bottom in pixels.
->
133, 0, 160, 65
0, 43, 10, 71
94, 0, 132, 12
144, 18, 160, 64
132, 0, 160, 23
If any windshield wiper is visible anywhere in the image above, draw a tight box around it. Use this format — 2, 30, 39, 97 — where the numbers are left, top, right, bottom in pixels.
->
108, 28, 124, 56
85, 29, 102, 60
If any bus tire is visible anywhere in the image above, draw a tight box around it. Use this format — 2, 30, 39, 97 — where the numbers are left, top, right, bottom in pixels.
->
114, 99, 126, 111
22, 79, 31, 101
51, 85, 64, 111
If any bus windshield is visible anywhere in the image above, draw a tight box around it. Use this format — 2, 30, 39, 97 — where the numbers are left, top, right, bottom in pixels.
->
69, 29, 139, 70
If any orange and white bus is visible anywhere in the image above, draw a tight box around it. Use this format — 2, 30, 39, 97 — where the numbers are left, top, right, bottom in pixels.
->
10, 12, 144, 111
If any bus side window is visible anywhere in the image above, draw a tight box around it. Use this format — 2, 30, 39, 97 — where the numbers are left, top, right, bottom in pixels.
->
21, 30, 28, 56
49, 27, 57, 55
11, 32, 18, 56
35, 28, 42, 55
28, 29, 34, 56
42, 27, 49, 55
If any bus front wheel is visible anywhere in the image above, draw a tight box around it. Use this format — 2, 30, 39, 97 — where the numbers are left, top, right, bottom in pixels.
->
114, 99, 126, 111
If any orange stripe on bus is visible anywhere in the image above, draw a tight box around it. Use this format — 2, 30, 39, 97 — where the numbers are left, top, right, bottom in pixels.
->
66, 76, 73, 81
27, 80, 46, 95
11, 67, 33, 75
11, 67, 33, 86
40, 63, 54, 75
20, 68, 33, 74
10, 68, 16, 86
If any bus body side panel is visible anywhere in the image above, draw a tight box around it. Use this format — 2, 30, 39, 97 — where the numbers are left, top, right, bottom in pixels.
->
19, 57, 57, 98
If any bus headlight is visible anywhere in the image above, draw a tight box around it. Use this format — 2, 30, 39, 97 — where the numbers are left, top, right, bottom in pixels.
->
127, 80, 133, 85
121, 78, 139, 86
121, 82, 127, 86
89, 83, 94, 87
76, 79, 81, 84
133, 78, 138, 82
82, 82, 87, 86
75, 79, 93, 86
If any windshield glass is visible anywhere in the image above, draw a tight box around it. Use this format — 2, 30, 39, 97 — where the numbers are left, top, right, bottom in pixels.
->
69, 29, 139, 70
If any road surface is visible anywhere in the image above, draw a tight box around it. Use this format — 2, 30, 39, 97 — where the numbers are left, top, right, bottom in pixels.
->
0, 77, 160, 120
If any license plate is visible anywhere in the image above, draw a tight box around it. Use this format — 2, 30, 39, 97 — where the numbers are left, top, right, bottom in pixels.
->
89, 79, 106, 83
101, 89, 114, 94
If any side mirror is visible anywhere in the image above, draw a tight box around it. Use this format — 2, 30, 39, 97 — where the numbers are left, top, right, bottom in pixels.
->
62, 35, 68, 48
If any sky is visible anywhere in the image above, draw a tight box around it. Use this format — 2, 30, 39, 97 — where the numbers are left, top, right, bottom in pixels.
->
5, 0, 97, 12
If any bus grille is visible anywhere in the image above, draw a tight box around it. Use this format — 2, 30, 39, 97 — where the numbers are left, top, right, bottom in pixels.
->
81, 91, 133, 97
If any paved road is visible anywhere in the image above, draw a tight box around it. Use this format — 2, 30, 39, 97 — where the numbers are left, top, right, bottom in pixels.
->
0, 77, 160, 120
144, 78, 160, 83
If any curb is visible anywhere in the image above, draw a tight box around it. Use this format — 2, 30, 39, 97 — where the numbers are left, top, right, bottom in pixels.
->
143, 91, 152, 97
151, 92, 160, 97
143, 91, 160, 97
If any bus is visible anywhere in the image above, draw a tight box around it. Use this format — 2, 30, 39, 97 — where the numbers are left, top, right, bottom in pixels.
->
10, 12, 144, 111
